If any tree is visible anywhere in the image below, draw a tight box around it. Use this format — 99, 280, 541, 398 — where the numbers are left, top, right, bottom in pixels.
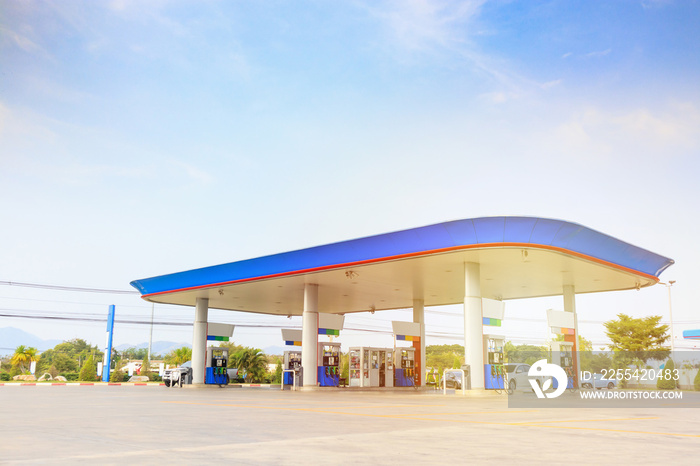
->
340, 352, 349, 380
50, 339, 103, 375
657, 358, 679, 390
54, 339, 103, 362
11, 345, 39, 374
425, 344, 464, 375
552, 334, 593, 352
694, 369, 700, 391
121, 347, 158, 360
79, 356, 97, 381
216, 341, 244, 363
604, 314, 670, 363
504, 342, 549, 365
164, 347, 192, 366
140, 355, 152, 380
110, 348, 122, 372
110, 368, 125, 383
36, 349, 78, 374
581, 352, 613, 374
230, 348, 268, 382
273, 360, 283, 384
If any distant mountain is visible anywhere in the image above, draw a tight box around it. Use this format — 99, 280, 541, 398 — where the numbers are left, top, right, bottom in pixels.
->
0, 327, 63, 354
0, 327, 190, 357
115, 341, 191, 355
263, 345, 286, 356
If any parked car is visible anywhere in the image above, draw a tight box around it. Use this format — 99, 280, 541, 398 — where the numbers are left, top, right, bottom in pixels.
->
503, 363, 552, 393
443, 370, 464, 389
581, 373, 616, 390
503, 363, 531, 393
162, 361, 192, 387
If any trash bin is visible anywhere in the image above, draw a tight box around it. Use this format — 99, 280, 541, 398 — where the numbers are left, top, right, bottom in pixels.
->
182, 368, 193, 385
460, 364, 471, 390
294, 367, 303, 388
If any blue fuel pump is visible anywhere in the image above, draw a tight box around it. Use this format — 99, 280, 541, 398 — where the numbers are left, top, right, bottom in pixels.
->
205, 346, 229, 386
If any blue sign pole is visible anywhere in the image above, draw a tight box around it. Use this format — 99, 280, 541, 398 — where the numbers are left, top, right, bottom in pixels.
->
102, 305, 116, 382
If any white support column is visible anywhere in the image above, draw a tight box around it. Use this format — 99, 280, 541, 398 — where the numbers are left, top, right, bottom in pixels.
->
192, 297, 209, 385
302, 283, 319, 387
464, 262, 484, 389
563, 285, 581, 383
413, 299, 425, 387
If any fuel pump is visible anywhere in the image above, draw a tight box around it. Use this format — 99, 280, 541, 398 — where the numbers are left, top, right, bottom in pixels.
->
551, 341, 575, 388
205, 346, 229, 385
283, 350, 302, 386
394, 348, 415, 387
483, 335, 505, 390
317, 342, 341, 387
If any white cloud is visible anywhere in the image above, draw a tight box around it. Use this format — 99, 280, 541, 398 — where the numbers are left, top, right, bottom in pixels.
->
551, 102, 700, 160
541, 79, 562, 90
0, 24, 46, 55
362, 0, 485, 53
0, 101, 57, 153
170, 160, 215, 185
585, 48, 612, 58
479, 91, 510, 104
360, 1, 551, 104
641, 0, 673, 10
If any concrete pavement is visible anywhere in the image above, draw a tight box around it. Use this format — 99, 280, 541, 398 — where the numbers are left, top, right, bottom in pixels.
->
1, 386, 698, 465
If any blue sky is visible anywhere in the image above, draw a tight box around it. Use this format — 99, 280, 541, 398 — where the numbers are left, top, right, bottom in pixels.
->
1, 0, 698, 354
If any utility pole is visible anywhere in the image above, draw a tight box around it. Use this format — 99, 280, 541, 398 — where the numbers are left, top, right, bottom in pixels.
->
147, 303, 154, 362
660, 281, 676, 356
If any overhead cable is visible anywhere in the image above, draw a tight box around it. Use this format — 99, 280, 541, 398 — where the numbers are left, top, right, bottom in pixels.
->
0, 280, 138, 295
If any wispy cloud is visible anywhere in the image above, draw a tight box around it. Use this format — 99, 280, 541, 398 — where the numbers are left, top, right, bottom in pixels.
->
170, 160, 215, 185
359, 0, 551, 103
585, 48, 612, 58
0, 25, 45, 55
552, 102, 700, 160
364, 0, 486, 52
541, 79, 562, 90
641, 0, 673, 10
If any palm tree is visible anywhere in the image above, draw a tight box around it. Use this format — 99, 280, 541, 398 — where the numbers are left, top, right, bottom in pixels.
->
165, 347, 192, 366
231, 348, 268, 382
11, 346, 39, 374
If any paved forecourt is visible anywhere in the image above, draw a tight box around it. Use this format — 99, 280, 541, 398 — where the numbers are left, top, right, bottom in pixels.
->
1, 386, 699, 465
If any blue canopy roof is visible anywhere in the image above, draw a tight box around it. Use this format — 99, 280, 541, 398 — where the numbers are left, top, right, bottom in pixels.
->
130, 217, 674, 299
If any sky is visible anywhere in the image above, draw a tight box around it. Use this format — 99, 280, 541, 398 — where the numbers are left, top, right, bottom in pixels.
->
1, 0, 699, 356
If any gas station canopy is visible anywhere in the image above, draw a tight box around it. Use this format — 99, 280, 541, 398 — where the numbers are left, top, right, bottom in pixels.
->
130, 217, 674, 315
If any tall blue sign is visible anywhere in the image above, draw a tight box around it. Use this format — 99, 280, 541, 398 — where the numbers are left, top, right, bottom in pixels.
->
102, 305, 116, 382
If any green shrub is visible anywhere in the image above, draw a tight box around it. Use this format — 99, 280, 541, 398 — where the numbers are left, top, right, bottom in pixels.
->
9, 365, 21, 378
79, 356, 98, 382
694, 369, 700, 391
110, 370, 124, 383
0, 371, 10, 381
60, 372, 79, 381
657, 359, 678, 390
150, 373, 162, 382
140, 357, 152, 380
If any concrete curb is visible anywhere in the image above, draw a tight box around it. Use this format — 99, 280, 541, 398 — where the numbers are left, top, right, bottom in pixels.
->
0, 382, 166, 386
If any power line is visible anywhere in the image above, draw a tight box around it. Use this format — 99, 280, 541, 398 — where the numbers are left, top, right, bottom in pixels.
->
0, 280, 138, 295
